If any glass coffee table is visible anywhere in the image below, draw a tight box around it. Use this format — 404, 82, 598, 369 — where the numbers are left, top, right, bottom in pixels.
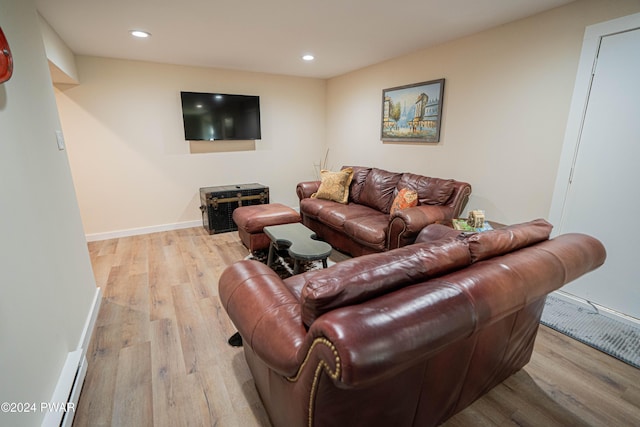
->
263, 222, 332, 274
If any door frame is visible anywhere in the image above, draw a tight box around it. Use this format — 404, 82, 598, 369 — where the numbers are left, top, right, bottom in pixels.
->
549, 12, 640, 231
548, 12, 640, 327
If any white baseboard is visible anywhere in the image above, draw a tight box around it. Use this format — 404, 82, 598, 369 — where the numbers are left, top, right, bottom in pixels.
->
85, 220, 201, 242
552, 290, 640, 329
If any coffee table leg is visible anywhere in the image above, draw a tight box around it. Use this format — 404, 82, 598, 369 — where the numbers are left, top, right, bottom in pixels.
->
293, 259, 301, 275
322, 258, 328, 269
267, 242, 276, 268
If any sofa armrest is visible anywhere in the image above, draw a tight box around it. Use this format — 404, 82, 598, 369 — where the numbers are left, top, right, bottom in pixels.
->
387, 205, 455, 249
446, 181, 472, 217
296, 181, 321, 201
219, 260, 307, 377
306, 283, 475, 388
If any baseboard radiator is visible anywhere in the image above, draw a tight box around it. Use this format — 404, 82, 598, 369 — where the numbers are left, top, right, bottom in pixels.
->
41, 349, 87, 427
41, 288, 101, 426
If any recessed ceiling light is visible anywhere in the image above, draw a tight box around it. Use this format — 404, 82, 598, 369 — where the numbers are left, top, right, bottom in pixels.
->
302, 54, 315, 61
130, 30, 151, 38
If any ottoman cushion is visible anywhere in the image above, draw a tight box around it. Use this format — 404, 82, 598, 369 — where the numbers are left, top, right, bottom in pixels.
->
234, 203, 302, 252
233, 203, 300, 233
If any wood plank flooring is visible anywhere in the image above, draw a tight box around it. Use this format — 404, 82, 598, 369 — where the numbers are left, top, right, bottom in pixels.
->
74, 226, 640, 426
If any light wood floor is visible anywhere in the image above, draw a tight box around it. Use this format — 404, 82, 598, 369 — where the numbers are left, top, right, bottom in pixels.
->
74, 226, 640, 427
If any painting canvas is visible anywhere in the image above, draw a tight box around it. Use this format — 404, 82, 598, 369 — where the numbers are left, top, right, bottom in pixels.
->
381, 79, 445, 142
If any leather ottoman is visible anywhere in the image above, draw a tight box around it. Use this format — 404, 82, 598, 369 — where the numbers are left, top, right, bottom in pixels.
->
233, 203, 301, 252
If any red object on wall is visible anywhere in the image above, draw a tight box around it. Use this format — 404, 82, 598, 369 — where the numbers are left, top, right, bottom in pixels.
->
0, 27, 13, 84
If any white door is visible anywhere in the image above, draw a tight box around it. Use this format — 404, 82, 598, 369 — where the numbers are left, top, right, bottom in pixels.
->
553, 19, 640, 320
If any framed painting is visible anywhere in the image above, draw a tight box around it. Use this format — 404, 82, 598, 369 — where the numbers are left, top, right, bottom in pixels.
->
381, 79, 445, 143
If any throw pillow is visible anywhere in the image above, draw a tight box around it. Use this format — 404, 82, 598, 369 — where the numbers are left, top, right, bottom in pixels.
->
390, 188, 418, 216
311, 167, 354, 204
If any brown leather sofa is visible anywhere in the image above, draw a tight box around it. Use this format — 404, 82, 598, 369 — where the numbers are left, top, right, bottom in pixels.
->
219, 219, 606, 427
296, 166, 471, 257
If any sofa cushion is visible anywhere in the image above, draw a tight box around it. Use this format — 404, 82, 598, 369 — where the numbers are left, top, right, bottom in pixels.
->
390, 188, 419, 215
397, 173, 455, 205
300, 238, 472, 326
359, 168, 403, 213
299, 197, 331, 218
317, 203, 378, 231
465, 218, 553, 262
343, 166, 372, 204
343, 214, 390, 248
312, 168, 354, 204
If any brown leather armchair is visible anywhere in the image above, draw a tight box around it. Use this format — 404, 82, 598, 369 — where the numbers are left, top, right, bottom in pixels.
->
219, 219, 606, 427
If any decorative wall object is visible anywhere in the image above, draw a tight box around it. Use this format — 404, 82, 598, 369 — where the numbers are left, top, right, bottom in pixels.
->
0, 27, 13, 84
381, 79, 444, 142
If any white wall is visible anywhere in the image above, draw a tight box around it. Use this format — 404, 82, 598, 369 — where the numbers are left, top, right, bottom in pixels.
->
0, 1, 96, 426
55, 57, 326, 238
325, 0, 640, 225
37, 12, 79, 84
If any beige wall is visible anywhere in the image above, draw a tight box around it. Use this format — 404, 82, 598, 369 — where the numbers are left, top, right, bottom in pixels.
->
55, 58, 326, 237
55, 0, 640, 236
325, 0, 640, 225
0, 1, 96, 425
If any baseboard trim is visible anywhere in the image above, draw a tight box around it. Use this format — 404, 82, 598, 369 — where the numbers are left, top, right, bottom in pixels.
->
85, 220, 202, 242
552, 290, 640, 329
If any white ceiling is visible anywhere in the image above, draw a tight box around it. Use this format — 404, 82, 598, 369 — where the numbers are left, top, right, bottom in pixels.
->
35, 0, 575, 79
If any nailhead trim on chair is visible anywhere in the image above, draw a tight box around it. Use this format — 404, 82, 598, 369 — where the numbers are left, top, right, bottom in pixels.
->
287, 337, 341, 427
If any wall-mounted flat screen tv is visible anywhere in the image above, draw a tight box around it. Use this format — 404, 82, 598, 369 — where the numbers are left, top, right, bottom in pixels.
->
180, 91, 262, 141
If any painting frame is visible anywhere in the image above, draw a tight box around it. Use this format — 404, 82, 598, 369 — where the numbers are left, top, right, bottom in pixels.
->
381, 78, 445, 143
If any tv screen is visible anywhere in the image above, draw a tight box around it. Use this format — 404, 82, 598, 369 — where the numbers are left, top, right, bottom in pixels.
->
180, 91, 261, 141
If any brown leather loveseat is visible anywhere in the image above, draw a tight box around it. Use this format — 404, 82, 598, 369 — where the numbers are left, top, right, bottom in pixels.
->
219, 219, 606, 427
296, 166, 471, 256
